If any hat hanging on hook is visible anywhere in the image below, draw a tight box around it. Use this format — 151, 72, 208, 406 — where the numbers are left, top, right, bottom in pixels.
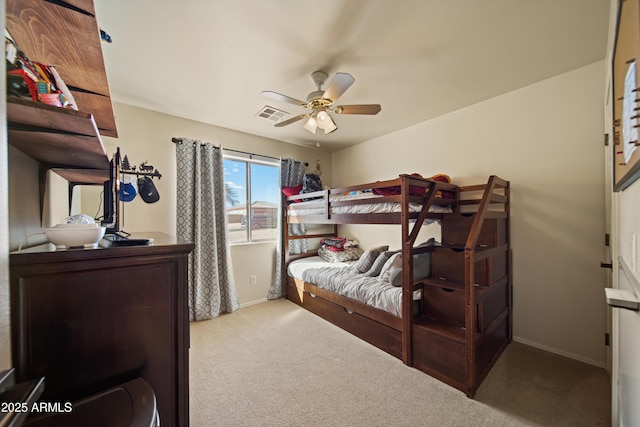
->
119, 174, 138, 202
138, 176, 160, 203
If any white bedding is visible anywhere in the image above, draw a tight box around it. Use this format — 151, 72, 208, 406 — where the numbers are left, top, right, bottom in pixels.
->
288, 192, 452, 217
288, 256, 419, 317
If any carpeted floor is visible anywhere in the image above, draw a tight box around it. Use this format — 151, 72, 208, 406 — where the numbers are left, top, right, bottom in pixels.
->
189, 299, 610, 427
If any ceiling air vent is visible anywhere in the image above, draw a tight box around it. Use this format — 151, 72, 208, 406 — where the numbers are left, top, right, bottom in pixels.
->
256, 105, 288, 122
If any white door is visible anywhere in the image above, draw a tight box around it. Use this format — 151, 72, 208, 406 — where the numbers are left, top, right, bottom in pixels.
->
606, 2, 640, 425
615, 261, 640, 426
611, 188, 640, 427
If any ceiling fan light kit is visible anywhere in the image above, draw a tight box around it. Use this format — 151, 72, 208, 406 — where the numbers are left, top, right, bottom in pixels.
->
262, 70, 381, 135
315, 110, 337, 134
303, 115, 317, 133
301, 110, 337, 135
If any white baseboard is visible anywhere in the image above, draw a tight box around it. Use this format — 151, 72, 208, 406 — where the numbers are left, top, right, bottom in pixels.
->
513, 336, 606, 369
239, 298, 268, 309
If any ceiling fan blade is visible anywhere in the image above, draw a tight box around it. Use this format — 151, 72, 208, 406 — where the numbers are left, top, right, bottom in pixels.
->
262, 91, 307, 107
274, 113, 308, 127
333, 104, 381, 115
322, 72, 355, 103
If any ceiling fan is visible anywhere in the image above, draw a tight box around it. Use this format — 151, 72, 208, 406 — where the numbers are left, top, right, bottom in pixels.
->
262, 71, 381, 135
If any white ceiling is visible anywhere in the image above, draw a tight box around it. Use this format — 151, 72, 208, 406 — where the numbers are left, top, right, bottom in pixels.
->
94, 0, 610, 152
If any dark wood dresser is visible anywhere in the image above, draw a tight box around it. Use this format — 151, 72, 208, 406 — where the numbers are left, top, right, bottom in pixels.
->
9, 233, 194, 427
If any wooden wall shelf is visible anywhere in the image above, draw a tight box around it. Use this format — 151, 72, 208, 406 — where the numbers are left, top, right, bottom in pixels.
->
7, 97, 110, 172
7, 97, 111, 220
6, 0, 118, 137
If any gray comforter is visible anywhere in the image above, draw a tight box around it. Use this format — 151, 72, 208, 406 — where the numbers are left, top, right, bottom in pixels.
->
301, 265, 404, 317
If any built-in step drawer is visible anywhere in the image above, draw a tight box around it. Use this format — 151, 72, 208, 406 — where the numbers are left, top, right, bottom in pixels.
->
422, 286, 465, 328
477, 283, 509, 332
431, 246, 507, 286
412, 322, 466, 388
422, 282, 509, 332
442, 214, 507, 247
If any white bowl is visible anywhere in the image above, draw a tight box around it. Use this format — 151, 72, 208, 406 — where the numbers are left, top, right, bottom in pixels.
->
44, 225, 106, 248
64, 214, 96, 225
54, 223, 99, 229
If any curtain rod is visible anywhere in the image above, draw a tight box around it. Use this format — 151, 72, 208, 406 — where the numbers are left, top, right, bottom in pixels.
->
224, 147, 280, 162
171, 137, 307, 165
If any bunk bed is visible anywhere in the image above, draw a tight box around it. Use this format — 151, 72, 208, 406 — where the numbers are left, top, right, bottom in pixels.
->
282, 174, 511, 397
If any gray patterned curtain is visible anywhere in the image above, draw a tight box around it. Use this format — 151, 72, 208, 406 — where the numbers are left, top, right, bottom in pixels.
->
267, 158, 307, 299
175, 138, 239, 321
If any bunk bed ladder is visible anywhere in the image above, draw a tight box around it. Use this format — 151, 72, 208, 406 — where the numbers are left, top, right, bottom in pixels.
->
463, 175, 509, 396
400, 177, 443, 366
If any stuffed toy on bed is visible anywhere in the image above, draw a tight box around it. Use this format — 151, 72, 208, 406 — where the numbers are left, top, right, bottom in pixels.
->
427, 173, 455, 199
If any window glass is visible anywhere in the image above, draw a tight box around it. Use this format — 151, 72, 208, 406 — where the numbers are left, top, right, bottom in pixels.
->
249, 163, 279, 240
224, 157, 279, 243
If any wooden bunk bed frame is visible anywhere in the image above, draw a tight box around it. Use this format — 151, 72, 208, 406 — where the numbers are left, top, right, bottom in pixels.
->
282, 174, 511, 397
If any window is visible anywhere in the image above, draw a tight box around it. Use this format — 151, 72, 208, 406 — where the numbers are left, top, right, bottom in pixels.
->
224, 155, 279, 243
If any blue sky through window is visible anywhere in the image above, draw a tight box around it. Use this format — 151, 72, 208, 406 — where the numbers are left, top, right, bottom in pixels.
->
224, 159, 279, 207
250, 163, 279, 204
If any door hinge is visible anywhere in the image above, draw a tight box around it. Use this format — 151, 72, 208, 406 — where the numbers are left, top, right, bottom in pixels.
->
601, 262, 613, 269
605, 333, 610, 346
605, 233, 610, 247
605, 133, 610, 146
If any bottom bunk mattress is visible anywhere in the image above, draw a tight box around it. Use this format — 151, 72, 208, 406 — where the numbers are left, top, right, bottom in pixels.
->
287, 256, 421, 317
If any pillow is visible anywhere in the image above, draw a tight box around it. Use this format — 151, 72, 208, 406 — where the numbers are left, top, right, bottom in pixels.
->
417, 238, 436, 247
379, 253, 402, 282
378, 240, 435, 284
364, 250, 396, 277
412, 254, 431, 281
388, 267, 403, 287
371, 245, 390, 253
352, 245, 389, 274
383, 255, 430, 285
282, 185, 303, 203
413, 238, 435, 281
317, 246, 363, 263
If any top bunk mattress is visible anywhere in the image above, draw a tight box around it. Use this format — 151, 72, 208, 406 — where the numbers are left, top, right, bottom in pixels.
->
287, 191, 452, 217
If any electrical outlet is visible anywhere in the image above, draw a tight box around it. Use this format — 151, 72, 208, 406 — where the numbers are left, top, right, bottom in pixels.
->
250, 275, 257, 286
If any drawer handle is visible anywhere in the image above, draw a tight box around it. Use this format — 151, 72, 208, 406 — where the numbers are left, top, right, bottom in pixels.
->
309, 293, 316, 298
345, 308, 354, 314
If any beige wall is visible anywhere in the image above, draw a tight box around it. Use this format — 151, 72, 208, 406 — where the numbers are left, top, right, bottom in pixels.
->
82, 102, 332, 306
7, 147, 81, 251
332, 61, 608, 366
